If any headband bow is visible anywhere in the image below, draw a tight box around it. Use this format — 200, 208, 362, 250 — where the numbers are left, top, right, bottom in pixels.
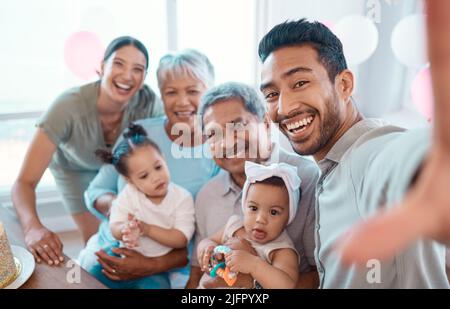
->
242, 161, 301, 225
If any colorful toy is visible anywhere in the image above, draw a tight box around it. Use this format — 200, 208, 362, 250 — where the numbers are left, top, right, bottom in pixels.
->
208, 245, 237, 286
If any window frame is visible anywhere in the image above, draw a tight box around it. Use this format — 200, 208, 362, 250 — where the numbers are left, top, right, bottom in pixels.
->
0, 110, 59, 205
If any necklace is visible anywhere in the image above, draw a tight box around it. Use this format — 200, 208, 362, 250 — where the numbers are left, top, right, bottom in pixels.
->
100, 113, 123, 146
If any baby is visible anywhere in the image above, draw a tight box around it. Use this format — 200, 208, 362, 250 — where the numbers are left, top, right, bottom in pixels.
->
96, 123, 195, 285
197, 161, 301, 288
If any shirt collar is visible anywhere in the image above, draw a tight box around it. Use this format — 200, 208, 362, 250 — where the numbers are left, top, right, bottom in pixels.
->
320, 119, 386, 166
219, 171, 242, 196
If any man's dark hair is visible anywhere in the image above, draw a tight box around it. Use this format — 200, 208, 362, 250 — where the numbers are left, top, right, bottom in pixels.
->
258, 19, 348, 81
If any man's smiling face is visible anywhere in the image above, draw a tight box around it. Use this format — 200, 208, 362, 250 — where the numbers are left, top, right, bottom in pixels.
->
260, 45, 343, 157
202, 98, 271, 174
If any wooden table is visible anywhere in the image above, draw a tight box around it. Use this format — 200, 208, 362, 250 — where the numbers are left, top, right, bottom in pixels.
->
1, 205, 449, 288
0, 205, 106, 289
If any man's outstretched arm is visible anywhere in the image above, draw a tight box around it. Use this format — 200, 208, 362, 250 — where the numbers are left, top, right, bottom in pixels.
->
338, 0, 450, 266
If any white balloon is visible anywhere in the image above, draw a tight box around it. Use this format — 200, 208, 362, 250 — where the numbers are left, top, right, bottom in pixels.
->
391, 14, 428, 68
334, 15, 379, 66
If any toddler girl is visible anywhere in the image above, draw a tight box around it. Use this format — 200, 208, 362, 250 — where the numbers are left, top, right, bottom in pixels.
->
95, 123, 195, 287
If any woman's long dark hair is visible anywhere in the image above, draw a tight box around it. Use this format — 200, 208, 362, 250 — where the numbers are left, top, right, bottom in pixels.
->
103, 36, 149, 69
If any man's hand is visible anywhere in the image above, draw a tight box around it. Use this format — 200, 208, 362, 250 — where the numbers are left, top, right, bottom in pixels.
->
337, 147, 450, 266
95, 247, 157, 281
95, 247, 188, 281
337, 0, 450, 266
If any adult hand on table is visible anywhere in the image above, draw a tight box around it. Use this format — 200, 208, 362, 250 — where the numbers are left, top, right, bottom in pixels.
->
25, 225, 64, 266
337, 0, 450, 266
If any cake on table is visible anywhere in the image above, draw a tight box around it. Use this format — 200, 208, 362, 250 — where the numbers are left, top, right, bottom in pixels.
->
0, 222, 21, 288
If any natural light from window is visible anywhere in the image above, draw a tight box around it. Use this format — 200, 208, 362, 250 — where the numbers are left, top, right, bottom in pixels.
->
177, 0, 256, 85
0, 0, 257, 196
0, 0, 168, 194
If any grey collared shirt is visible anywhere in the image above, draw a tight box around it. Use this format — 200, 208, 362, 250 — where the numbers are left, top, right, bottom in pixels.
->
315, 119, 449, 288
192, 144, 320, 273
192, 170, 242, 267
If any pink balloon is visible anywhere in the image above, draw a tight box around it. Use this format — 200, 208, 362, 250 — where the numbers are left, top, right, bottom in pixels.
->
411, 67, 434, 122
64, 31, 104, 80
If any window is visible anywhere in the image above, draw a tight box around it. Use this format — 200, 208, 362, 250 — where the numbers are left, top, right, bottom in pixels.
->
177, 0, 257, 85
0, 0, 259, 199
0, 0, 168, 197
0, 116, 54, 193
